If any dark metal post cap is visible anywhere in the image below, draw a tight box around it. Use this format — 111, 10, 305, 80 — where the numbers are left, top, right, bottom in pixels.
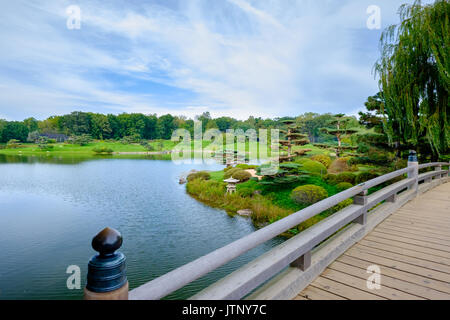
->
92, 227, 123, 256
86, 227, 127, 293
408, 150, 418, 162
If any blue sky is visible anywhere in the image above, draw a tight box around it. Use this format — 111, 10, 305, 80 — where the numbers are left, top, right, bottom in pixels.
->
0, 0, 428, 121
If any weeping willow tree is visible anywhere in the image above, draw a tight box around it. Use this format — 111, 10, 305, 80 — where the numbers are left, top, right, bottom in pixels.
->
374, 0, 449, 159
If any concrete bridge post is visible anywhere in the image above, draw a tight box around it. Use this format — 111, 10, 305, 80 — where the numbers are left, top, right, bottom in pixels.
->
407, 150, 419, 193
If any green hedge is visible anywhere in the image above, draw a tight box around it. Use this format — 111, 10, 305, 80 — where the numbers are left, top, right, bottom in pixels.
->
336, 172, 356, 184
291, 185, 328, 205
310, 155, 332, 168
232, 170, 252, 182
355, 171, 379, 184
187, 171, 211, 182
336, 182, 353, 192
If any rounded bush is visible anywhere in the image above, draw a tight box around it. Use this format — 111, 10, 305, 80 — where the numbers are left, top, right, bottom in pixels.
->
296, 159, 327, 175
336, 172, 356, 184
291, 185, 328, 205
331, 198, 353, 213
187, 171, 211, 182
355, 171, 379, 184
336, 182, 353, 192
92, 146, 114, 154
324, 174, 339, 185
236, 164, 258, 170
224, 167, 244, 179
310, 155, 332, 168
231, 170, 252, 182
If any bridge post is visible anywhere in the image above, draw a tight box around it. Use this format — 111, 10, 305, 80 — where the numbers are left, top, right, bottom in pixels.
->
407, 150, 419, 193
84, 227, 129, 300
435, 164, 442, 182
353, 190, 367, 225
290, 251, 311, 271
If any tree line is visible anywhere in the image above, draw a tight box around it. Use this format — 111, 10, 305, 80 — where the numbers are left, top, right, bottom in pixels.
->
0, 111, 348, 144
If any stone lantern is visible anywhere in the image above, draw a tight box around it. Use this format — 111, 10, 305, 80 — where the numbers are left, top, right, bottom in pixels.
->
224, 177, 240, 194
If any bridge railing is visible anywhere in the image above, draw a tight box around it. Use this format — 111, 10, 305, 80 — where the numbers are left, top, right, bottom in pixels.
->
83, 158, 449, 300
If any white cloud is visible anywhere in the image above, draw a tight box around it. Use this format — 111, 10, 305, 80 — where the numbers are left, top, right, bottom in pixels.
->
0, 0, 419, 120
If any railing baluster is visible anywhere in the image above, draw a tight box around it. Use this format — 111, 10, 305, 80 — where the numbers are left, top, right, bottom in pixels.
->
407, 150, 419, 192
435, 165, 442, 181
353, 190, 368, 225
290, 251, 311, 271
385, 193, 397, 203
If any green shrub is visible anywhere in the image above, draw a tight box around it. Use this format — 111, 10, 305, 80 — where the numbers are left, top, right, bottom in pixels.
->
331, 199, 354, 213
232, 170, 252, 182
336, 182, 353, 192
355, 171, 379, 184
224, 168, 247, 179
392, 158, 407, 170
328, 158, 351, 173
336, 172, 356, 184
39, 144, 54, 151
187, 171, 211, 182
324, 174, 339, 185
236, 164, 258, 170
301, 160, 327, 175
92, 146, 114, 154
120, 134, 141, 144
310, 155, 332, 168
6, 139, 21, 149
224, 166, 234, 172
237, 187, 254, 197
68, 134, 92, 146
357, 142, 370, 154
140, 141, 155, 151
291, 185, 328, 205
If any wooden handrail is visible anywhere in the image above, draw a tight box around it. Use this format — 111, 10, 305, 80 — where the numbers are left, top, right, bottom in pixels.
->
128, 161, 449, 300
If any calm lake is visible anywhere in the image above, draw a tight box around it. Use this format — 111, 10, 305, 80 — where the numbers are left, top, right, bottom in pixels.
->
0, 154, 283, 299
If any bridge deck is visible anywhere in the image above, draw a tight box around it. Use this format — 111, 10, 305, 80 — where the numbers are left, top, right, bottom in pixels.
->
294, 182, 450, 300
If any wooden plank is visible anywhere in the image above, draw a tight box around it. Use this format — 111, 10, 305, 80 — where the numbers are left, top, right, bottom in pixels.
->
293, 181, 450, 301
320, 268, 421, 300
383, 217, 450, 234
298, 285, 347, 300
329, 261, 450, 300
401, 204, 450, 213
310, 276, 385, 300
337, 255, 450, 294
375, 225, 450, 245
370, 230, 450, 252
397, 206, 450, 215
350, 245, 450, 274
387, 214, 450, 227
358, 239, 450, 266
343, 248, 450, 283
378, 222, 450, 241
364, 234, 450, 259
394, 211, 450, 223
395, 210, 450, 220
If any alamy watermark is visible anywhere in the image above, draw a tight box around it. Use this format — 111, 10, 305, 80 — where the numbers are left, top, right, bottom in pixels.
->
170, 121, 280, 175
66, 265, 81, 290
366, 5, 381, 30
366, 264, 382, 290
66, 5, 81, 30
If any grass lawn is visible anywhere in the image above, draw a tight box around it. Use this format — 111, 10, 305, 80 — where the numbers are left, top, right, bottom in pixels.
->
0, 140, 177, 155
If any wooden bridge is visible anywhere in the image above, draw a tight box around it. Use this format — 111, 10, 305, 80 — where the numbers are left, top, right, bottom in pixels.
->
295, 182, 450, 300
84, 157, 450, 300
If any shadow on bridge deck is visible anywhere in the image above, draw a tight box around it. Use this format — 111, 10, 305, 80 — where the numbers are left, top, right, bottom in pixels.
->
295, 182, 450, 300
